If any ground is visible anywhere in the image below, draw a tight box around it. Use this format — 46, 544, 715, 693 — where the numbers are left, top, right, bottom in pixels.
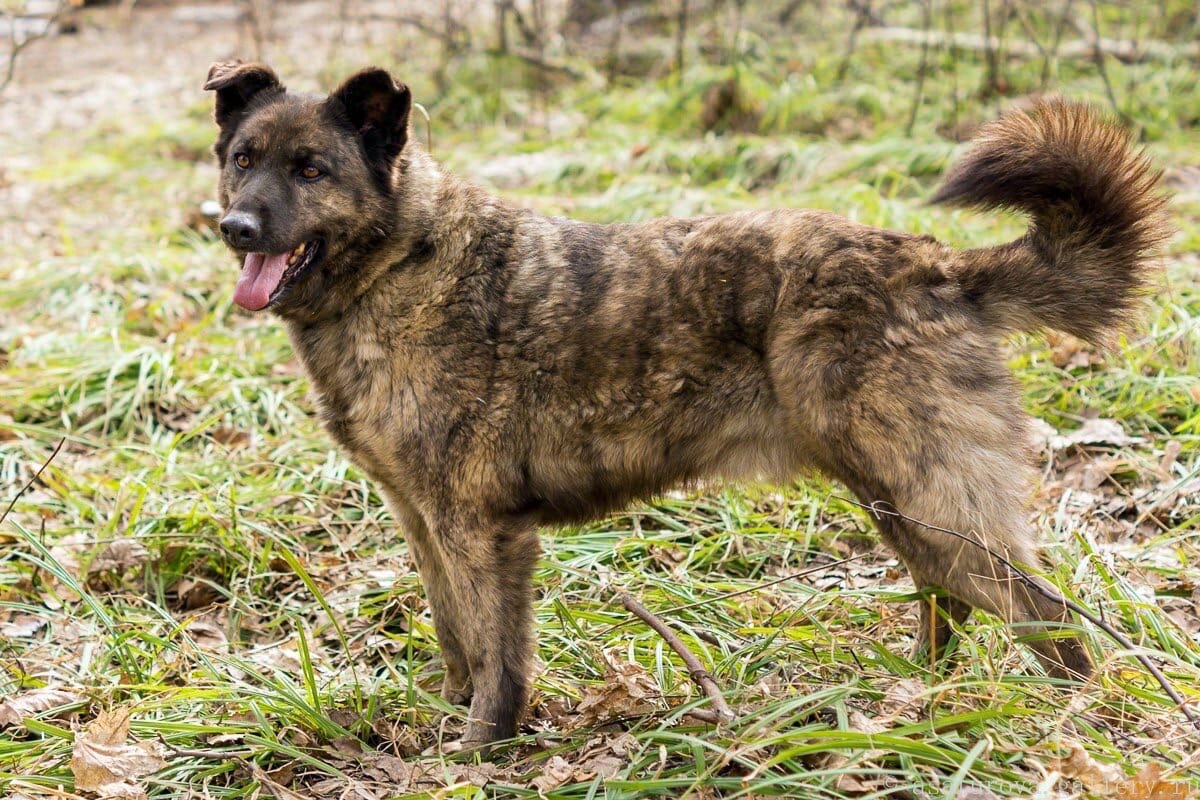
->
1, 1, 1199, 798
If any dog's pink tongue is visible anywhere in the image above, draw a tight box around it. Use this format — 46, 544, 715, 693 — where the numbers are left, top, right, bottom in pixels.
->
233, 252, 289, 310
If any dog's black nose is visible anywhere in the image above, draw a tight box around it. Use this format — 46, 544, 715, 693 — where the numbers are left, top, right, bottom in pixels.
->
219, 212, 262, 248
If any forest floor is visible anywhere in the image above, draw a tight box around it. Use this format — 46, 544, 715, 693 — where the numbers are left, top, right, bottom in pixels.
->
1, 1, 1199, 798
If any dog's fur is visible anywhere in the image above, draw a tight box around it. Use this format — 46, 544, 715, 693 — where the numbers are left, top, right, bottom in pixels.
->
206, 61, 1169, 748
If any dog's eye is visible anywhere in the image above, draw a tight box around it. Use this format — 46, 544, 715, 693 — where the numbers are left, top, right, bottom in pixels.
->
234, 153, 252, 170
300, 165, 322, 180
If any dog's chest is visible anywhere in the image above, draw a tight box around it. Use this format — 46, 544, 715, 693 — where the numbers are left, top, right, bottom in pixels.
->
289, 320, 427, 487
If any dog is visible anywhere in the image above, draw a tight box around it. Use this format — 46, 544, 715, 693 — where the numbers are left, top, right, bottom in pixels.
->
205, 60, 1169, 749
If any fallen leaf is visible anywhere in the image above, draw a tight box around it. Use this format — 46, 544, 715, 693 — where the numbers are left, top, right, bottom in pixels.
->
847, 709, 888, 736
183, 617, 228, 652
571, 649, 660, 729
957, 788, 1002, 800
89, 539, 150, 576
531, 755, 575, 793
211, 426, 251, 448
1046, 418, 1143, 451
878, 677, 926, 722
71, 709, 166, 800
0, 613, 47, 638
0, 688, 85, 728
0, 412, 17, 441
1048, 333, 1102, 369
1061, 455, 1124, 491
1117, 763, 1192, 800
248, 763, 308, 800
1051, 743, 1125, 794
1157, 440, 1183, 480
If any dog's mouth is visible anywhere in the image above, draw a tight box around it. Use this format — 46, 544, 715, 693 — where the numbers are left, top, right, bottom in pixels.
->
233, 239, 323, 311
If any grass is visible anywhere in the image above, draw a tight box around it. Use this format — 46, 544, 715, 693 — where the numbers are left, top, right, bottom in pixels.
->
2, 1, 1200, 798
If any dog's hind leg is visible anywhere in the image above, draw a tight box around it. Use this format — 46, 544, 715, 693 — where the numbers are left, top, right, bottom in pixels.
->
841, 433, 1094, 681
911, 587, 973, 665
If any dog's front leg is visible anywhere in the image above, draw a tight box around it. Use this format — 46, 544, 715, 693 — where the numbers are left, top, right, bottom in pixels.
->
435, 515, 540, 751
383, 492, 473, 704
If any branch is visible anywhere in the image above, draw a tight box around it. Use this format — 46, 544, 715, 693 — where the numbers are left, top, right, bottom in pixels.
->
0, 438, 65, 527
1, 0, 67, 93
856, 26, 1199, 64
511, 47, 586, 79
834, 496, 1200, 735
620, 592, 736, 724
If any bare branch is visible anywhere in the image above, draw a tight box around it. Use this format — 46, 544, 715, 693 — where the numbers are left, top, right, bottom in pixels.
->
1, 0, 67, 94
0, 438, 65, 527
620, 592, 736, 724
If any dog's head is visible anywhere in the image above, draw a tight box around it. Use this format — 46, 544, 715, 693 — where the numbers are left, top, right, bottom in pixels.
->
205, 61, 412, 318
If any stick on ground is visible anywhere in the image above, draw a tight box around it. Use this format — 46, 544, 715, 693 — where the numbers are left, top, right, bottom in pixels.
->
620, 592, 736, 724
0, 437, 65, 527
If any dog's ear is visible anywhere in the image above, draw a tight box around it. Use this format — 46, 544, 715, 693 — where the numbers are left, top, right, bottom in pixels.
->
204, 60, 284, 128
329, 68, 412, 172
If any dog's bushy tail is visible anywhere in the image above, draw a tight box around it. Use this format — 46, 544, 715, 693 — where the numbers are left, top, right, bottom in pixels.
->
931, 99, 1170, 345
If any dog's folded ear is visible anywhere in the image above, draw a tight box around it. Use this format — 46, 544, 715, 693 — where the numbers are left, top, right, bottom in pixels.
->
204, 61, 284, 128
329, 68, 413, 175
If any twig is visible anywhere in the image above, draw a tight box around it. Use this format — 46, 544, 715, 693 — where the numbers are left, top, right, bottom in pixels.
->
156, 733, 254, 760
602, 553, 868, 635
1085, 0, 1128, 124
905, 0, 932, 136
0, 438, 65, 527
1, 1, 67, 93
855, 26, 1198, 63
833, 495, 1200, 735
620, 592, 735, 723
835, 0, 872, 82
1041, 0, 1075, 88
674, 0, 688, 79
511, 48, 585, 79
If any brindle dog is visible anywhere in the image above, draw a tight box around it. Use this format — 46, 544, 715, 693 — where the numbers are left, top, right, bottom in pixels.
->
205, 61, 1169, 750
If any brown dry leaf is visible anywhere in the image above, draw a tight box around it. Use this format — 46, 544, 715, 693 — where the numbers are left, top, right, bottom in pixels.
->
49, 532, 89, 580
1062, 455, 1124, 491
1046, 418, 1144, 451
1157, 440, 1183, 480
847, 710, 889, 736
1117, 763, 1191, 800
0, 613, 47, 638
0, 412, 18, 441
183, 617, 229, 652
71, 709, 166, 800
248, 763, 308, 800
442, 762, 497, 788
957, 788, 1003, 800
578, 753, 623, 780
531, 755, 575, 793
1051, 743, 1126, 795
572, 649, 660, 729
878, 677, 926, 722
88, 539, 150, 576
1048, 333, 1102, 369
211, 425, 251, 448
0, 688, 84, 728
